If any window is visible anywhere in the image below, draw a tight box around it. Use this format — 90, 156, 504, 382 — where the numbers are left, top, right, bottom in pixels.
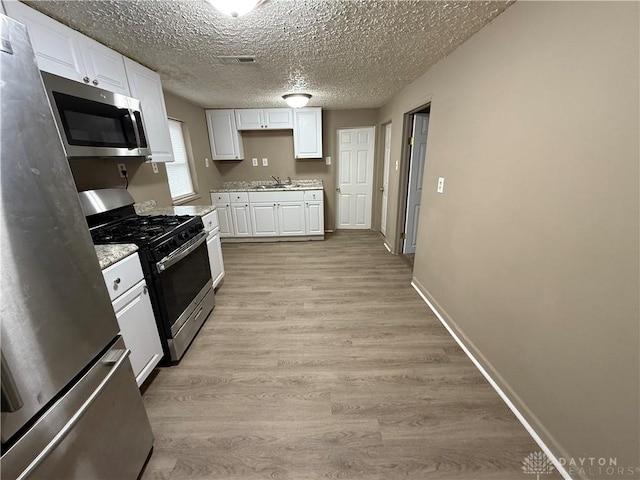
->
166, 119, 195, 200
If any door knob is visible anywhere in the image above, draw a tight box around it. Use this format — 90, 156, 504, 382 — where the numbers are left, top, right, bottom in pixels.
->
336, 187, 341, 193
379, 187, 384, 192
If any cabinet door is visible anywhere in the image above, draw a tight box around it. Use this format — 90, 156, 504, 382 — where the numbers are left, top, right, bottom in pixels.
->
231, 203, 252, 237
112, 280, 163, 387
278, 202, 306, 236
80, 35, 130, 95
124, 58, 174, 162
213, 203, 235, 237
4, 1, 86, 82
250, 202, 279, 236
293, 107, 323, 159
235, 109, 264, 130
264, 108, 293, 129
206, 110, 244, 160
305, 201, 325, 235
206, 231, 225, 289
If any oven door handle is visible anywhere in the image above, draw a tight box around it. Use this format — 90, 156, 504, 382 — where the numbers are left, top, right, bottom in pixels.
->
156, 231, 208, 274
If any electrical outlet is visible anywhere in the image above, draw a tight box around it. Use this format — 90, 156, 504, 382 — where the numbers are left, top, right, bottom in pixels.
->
117, 163, 127, 178
252, 158, 258, 167
205, 158, 209, 168
437, 177, 445, 193
262, 158, 268, 167
325, 156, 331, 165
151, 163, 159, 174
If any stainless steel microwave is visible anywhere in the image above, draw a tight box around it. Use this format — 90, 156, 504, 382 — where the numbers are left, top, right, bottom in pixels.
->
41, 72, 152, 159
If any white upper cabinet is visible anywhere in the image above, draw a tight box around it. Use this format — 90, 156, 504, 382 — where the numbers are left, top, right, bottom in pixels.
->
5, 1, 130, 96
206, 110, 244, 160
124, 59, 174, 163
79, 36, 130, 95
293, 107, 323, 159
235, 108, 293, 130
235, 109, 263, 130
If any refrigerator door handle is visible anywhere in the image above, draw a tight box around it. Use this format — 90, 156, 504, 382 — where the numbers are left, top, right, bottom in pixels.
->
1, 352, 24, 413
15, 349, 131, 480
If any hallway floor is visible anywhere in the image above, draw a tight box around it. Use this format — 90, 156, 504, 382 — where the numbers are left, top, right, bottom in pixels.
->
140, 231, 554, 480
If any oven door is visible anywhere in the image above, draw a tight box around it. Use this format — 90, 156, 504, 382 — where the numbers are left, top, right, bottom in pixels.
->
154, 232, 212, 337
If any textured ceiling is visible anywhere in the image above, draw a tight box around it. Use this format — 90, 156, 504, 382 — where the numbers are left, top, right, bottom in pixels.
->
25, 0, 512, 109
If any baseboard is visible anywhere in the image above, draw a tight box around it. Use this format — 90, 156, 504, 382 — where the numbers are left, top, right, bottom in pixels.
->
410, 278, 573, 480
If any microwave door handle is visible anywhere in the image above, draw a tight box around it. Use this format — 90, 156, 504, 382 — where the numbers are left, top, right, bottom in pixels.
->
128, 108, 142, 151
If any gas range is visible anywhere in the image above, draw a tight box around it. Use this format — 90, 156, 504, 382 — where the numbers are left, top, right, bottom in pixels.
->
89, 212, 204, 262
80, 189, 214, 364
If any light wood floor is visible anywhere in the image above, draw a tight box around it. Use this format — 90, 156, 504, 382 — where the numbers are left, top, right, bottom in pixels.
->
140, 231, 554, 480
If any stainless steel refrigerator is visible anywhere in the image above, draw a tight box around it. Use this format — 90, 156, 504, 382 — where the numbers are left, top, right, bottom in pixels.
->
1, 14, 154, 479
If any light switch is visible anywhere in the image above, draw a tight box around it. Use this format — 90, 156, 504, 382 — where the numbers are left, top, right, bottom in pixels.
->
151, 163, 159, 174
325, 156, 332, 165
252, 158, 258, 167
437, 177, 445, 194
262, 158, 268, 167
205, 158, 209, 168
395, 160, 399, 171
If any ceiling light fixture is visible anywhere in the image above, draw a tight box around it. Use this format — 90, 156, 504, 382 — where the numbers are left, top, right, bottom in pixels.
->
282, 93, 311, 108
208, 0, 265, 18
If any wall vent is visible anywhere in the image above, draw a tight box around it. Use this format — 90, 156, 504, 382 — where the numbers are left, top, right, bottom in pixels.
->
217, 55, 257, 65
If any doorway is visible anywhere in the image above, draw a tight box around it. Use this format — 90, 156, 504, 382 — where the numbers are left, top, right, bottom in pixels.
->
402, 106, 430, 255
336, 127, 376, 229
380, 123, 392, 238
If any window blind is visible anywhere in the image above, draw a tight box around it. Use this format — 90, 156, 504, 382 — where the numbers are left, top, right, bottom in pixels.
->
166, 119, 195, 199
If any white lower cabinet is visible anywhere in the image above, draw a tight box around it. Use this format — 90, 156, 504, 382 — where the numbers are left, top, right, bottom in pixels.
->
231, 203, 252, 237
250, 203, 279, 236
213, 189, 324, 240
211, 193, 234, 238
112, 280, 162, 387
304, 190, 325, 235
202, 210, 225, 289
278, 202, 306, 236
103, 253, 162, 387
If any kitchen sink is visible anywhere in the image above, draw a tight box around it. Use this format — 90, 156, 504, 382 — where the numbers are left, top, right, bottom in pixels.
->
251, 184, 299, 190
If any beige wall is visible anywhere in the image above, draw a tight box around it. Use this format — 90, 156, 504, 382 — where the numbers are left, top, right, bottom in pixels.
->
163, 92, 221, 206
379, 1, 639, 474
213, 108, 378, 230
69, 157, 173, 206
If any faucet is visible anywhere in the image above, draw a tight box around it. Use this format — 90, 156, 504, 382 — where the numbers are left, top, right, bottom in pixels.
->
271, 175, 282, 186
287, 176, 292, 185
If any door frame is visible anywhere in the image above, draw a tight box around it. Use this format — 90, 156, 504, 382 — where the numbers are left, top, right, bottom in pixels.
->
380, 122, 392, 238
335, 126, 377, 230
393, 102, 431, 255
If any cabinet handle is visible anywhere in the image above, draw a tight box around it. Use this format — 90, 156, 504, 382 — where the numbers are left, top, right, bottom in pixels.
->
273, 203, 276, 206
113, 278, 121, 288
83, 76, 90, 83
92, 79, 99, 86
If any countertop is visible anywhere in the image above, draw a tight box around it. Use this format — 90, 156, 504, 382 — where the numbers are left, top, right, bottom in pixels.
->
95, 244, 138, 270
211, 179, 323, 193
134, 201, 216, 217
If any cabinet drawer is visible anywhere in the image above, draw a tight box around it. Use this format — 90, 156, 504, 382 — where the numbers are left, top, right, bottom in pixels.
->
211, 192, 230, 204
230, 192, 249, 203
102, 252, 144, 302
202, 210, 220, 232
303, 190, 323, 201
249, 190, 304, 203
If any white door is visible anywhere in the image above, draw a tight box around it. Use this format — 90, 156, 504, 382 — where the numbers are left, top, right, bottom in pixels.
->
381, 123, 392, 236
403, 113, 429, 254
336, 127, 375, 229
